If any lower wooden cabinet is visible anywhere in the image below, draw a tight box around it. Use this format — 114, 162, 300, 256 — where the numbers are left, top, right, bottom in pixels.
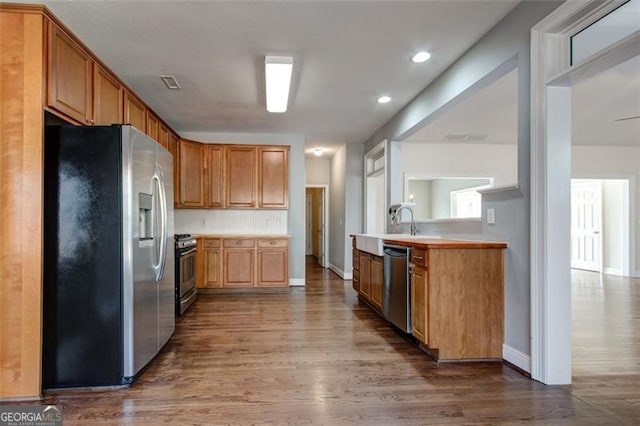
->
203, 246, 222, 288
411, 265, 427, 343
356, 251, 383, 312
223, 248, 255, 287
360, 253, 371, 298
199, 236, 289, 290
370, 256, 383, 309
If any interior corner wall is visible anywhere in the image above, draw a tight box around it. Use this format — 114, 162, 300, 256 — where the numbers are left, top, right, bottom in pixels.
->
361, 0, 564, 364
344, 143, 364, 273
179, 131, 306, 282
306, 157, 331, 185
329, 145, 347, 273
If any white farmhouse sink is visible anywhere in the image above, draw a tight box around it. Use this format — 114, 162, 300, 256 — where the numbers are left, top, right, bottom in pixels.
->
354, 234, 441, 256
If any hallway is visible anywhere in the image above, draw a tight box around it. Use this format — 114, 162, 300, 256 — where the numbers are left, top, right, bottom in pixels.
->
33, 258, 640, 424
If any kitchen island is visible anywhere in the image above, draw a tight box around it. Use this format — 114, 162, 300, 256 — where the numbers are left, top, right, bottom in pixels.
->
353, 235, 507, 361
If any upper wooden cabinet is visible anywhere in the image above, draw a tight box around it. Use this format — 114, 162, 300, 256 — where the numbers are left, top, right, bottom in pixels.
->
169, 133, 179, 206
226, 146, 257, 208
123, 90, 146, 132
204, 145, 224, 208
46, 23, 93, 124
258, 147, 289, 209
178, 139, 204, 207
146, 111, 159, 142
175, 142, 289, 210
93, 65, 123, 126
158, 124, 170, 150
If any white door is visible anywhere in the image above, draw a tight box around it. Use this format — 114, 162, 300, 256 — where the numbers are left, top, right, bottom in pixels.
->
317, 189, 326, 267
571, 180, 602, 272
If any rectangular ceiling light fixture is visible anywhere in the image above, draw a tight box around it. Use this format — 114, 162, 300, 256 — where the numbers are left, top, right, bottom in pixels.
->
265, 56, 293, 113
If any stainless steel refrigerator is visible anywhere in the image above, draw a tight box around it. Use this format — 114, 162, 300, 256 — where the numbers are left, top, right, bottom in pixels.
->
43, 125, 175, 388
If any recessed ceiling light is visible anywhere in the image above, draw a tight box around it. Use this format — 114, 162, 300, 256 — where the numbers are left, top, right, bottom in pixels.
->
411, 51, 431, 63
377, 96, 391, 104
313, 148, 324, 157
160, 75, 181, 90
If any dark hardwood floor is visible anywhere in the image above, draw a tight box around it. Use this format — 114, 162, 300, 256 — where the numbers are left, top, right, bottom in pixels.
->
15, 258, 640, 424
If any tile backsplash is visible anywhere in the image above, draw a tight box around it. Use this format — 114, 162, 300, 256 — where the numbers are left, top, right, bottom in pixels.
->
174, 209, 288, 234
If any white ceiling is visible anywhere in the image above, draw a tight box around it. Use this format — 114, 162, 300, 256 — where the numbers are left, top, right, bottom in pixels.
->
404, 68, 518, 145
403, 55, 640, 147
26, 0, 520, 156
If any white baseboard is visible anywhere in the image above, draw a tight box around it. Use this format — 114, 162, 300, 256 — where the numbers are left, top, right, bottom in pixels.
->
289, 278, 305, 287
603, 267, 623, 276
502, 344, 531, 373
328, 264, 352, 280
632, 270, 640, 278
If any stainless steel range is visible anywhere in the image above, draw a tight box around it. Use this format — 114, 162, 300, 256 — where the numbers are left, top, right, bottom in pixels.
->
175, 234, 197, 315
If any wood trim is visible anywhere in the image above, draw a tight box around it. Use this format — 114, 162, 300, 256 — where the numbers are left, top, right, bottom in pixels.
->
0, 10, 45, 399
383, 238, 508, 249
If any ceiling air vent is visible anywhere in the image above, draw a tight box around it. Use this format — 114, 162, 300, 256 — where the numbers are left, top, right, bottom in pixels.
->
444, 133, 488, 141
160, 75, 181, 90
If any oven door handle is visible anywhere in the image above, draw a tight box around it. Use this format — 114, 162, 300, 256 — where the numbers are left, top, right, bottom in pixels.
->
180, 247, 197, 256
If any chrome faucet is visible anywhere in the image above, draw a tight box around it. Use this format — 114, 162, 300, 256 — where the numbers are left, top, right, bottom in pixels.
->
395, 206, 419, 236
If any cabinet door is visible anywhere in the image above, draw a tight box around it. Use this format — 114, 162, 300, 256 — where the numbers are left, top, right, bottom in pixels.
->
178, 139, 204, 207
93, 65, 122, 125
123, 90, 146, 132
360, 253, 371, 299
258, 147, 288, 208
158, 124, 170, 150
352, 268, 360, 293
411, 266, 427, 343
226, 146, 257, 208
257, 248, 288, 287
46, 24, 93, 124
205, 145, 224, 208
370, 255, 383, 309
203, 248, 222, 288
146, 111, 159, 142
169, 133, 179, 206
223, 249, 255, 287
195, 237, 204, 287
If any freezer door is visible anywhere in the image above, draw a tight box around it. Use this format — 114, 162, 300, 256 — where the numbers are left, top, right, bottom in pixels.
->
122, 126, 161, 378
157, 144, 175, 348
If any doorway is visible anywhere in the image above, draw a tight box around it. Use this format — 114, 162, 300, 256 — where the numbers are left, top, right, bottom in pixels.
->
531, 0, 640, 384
305, 185, 329, 268
571, 179, 631, 276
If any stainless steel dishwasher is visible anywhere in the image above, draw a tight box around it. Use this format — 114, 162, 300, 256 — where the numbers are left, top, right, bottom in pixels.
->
383, 244, 412, 333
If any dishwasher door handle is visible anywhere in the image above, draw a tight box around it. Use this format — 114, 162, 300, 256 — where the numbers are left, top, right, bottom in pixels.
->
383, 248, 408, 257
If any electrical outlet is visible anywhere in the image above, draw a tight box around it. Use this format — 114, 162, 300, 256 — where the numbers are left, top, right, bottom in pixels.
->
487, 209, 495, 225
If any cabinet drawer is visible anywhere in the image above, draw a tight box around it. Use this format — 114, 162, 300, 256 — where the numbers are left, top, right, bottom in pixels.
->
223, 238, 255, 248
204, 239, 220, 248
257, 238, 288, 248
411, 249, 427, 267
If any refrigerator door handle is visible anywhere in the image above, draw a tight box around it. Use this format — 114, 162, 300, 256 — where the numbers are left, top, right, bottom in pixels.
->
151, 173, 164, 281
157, 169, 168, 281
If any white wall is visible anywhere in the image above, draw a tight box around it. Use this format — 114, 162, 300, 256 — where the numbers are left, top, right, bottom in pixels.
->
402, 142, 517, 186
178, 131, 306, 283
573, 145, 638, 276
329, 144, 363, 277
363, 1, 564, 368
329, 146, 346, 275
306, 158, 331, 185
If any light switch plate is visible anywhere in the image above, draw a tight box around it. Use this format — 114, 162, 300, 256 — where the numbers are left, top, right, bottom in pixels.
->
487, 208, 495, 224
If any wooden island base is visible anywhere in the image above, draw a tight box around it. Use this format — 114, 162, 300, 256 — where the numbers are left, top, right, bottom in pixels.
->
353, 236, 507, 362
